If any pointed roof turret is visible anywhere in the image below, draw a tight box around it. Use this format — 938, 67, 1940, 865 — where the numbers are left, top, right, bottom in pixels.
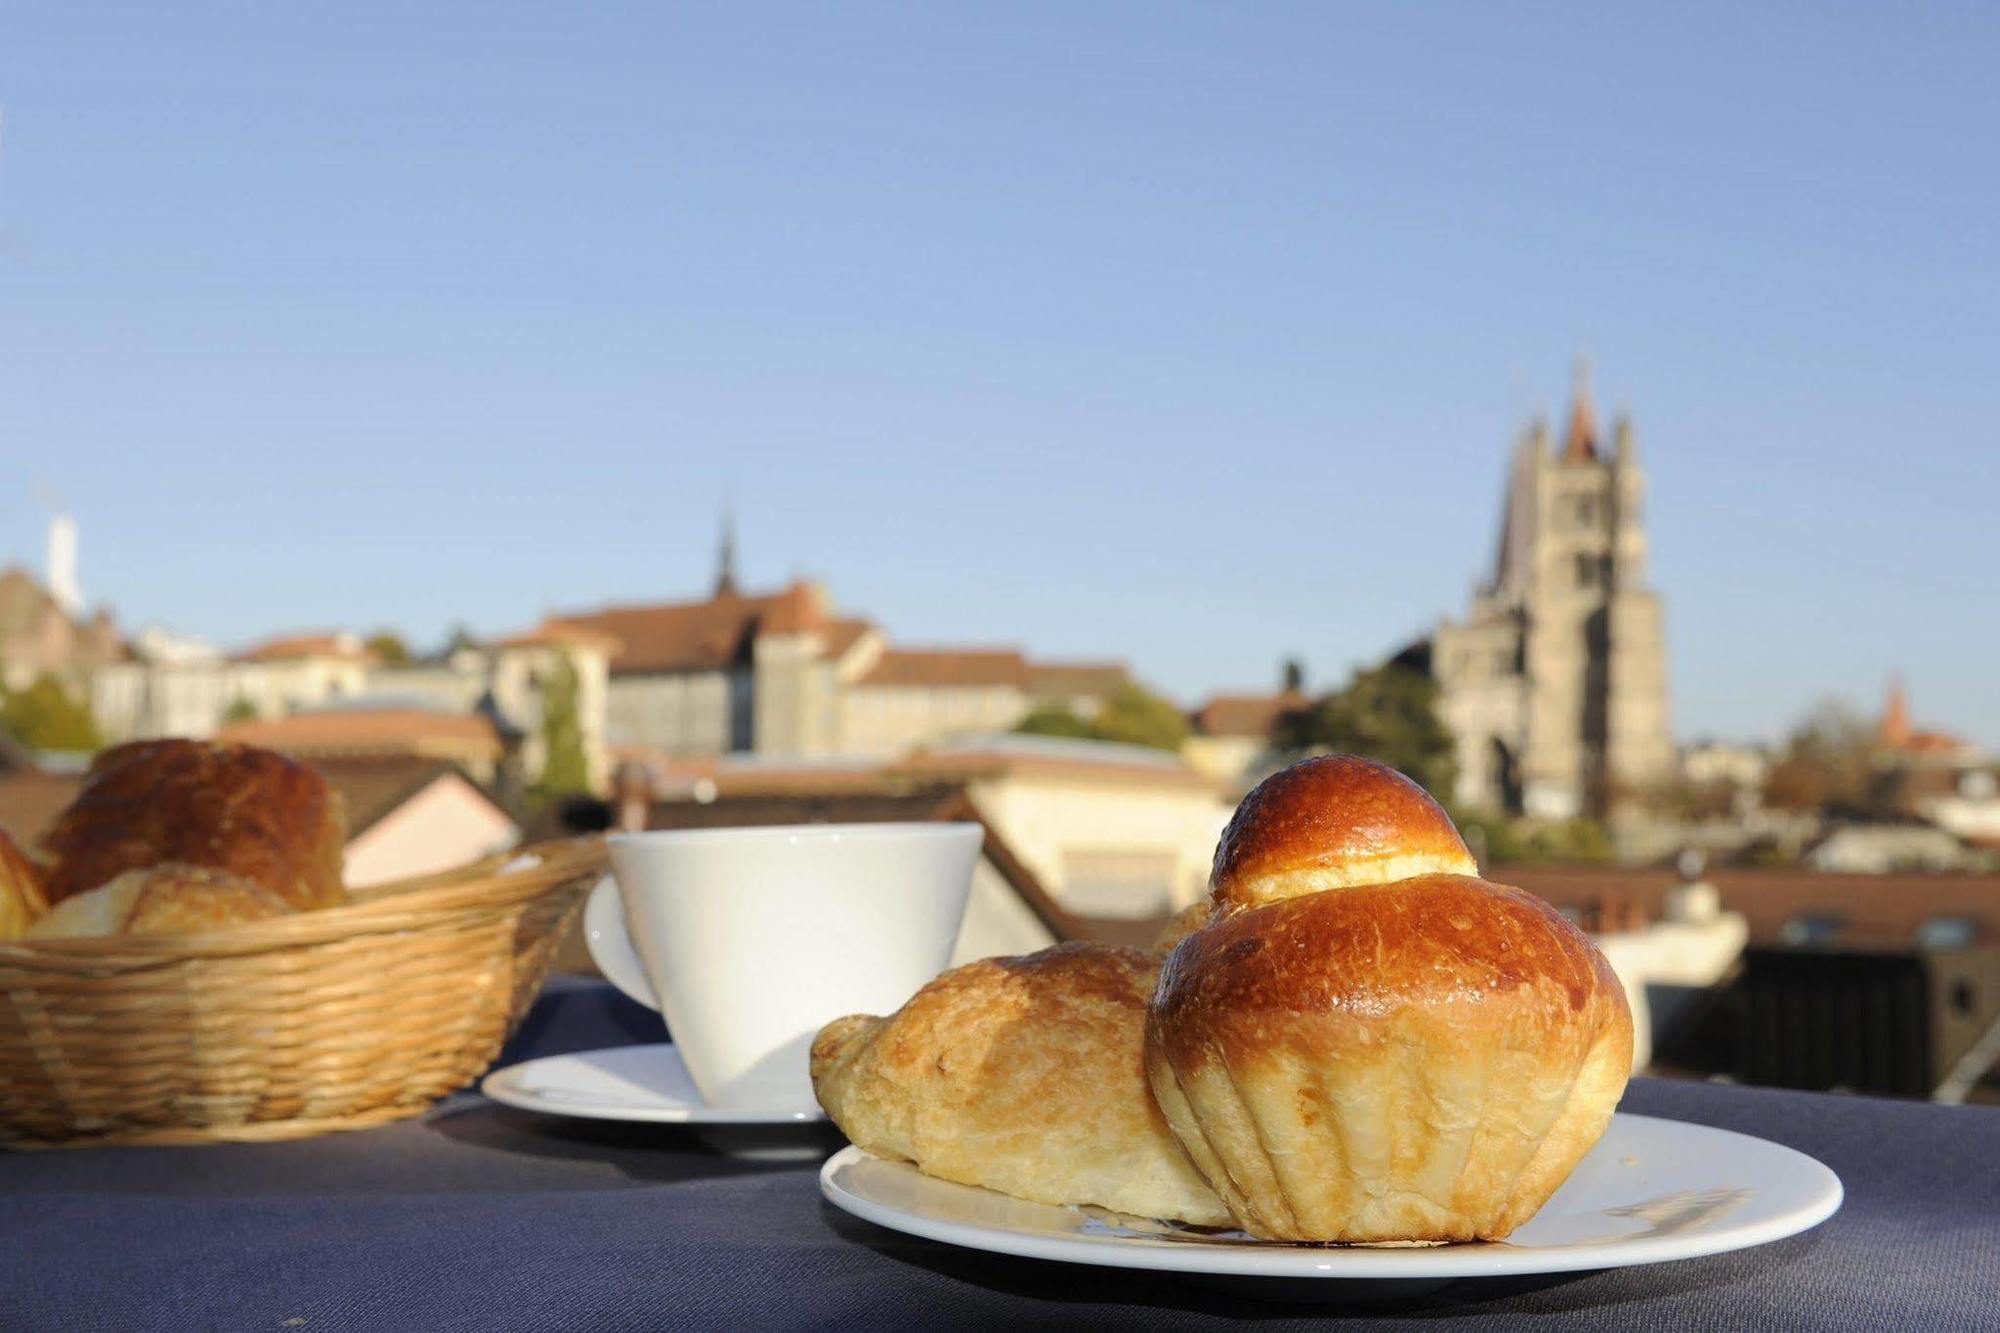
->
1562, 356, 1600, 463
714, 500, 739, 599
1880, 676, 1912, 750
1611, 412, 1637, 465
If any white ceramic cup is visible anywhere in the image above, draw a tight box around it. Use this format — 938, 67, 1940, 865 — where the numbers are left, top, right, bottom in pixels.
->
588, 822, 980, 1112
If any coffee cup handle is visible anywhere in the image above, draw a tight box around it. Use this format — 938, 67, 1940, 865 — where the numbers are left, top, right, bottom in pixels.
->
583, 876, 662, 1012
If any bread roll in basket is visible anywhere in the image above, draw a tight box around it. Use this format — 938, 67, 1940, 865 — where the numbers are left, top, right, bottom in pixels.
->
1147, 755, 1633, 1242
0, 740, 606, 1147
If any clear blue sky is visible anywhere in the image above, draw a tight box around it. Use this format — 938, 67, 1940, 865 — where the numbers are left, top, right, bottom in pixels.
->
2, 3, 1995, 747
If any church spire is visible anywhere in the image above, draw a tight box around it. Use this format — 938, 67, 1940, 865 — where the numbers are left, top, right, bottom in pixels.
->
714, 501, 739, 598
1562, 356, 1600, 463
1880, 675, 1912, 750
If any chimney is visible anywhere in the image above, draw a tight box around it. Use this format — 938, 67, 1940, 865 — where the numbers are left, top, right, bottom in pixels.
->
46, 514, 80, 617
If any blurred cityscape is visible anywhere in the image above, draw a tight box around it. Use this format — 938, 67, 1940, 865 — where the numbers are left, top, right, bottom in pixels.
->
2, 369, 1996, 1104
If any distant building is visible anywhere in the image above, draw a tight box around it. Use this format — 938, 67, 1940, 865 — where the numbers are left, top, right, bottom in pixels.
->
1502, 862, 2000, 1098
1183, 689, 1307, 785
1806, 822, 1988, 875
538, 539, 1130, 762
0, 566, 123, 693
0, 515, 124, 692
1877, 676, 1980, 763
90, 623, 615, 793
1433, 366, 1675, 818
1873, 679, 1999, 848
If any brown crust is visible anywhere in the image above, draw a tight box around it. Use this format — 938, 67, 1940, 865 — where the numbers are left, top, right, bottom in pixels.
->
1208, 755, 1475, 913
40, 739, 348, 910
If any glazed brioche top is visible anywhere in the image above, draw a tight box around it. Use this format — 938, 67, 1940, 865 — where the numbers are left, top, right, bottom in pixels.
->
1209, 755, 1476, 915
39, 739, 348, 910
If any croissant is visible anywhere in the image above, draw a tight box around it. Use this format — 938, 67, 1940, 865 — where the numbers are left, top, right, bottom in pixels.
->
813, 943, 1230, 1225
1146, 755, 1632, 1242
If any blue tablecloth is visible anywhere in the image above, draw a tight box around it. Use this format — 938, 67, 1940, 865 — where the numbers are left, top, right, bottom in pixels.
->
5, 977, 1997, 1331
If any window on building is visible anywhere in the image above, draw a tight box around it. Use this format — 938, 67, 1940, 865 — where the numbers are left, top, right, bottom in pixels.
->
1577, 495, 1597, 526
1779, 912, 1847, 946
1915, 916, 1978, 952
1575, 554, 1596, 587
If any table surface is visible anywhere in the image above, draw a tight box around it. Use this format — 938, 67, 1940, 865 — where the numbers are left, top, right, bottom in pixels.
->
7, 977, 1998, 1332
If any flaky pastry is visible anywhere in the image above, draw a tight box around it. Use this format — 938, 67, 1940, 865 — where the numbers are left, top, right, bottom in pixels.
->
813, 943, 1229, 1225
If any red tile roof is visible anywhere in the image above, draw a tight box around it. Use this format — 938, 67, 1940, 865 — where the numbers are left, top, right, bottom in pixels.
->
218, 709, 503, 759
494, 622, 625, 653
821, 618, 876, 657
858, 648, 1029, 689
1025, 662, 1130, 697
1192, 690, 1309, 738
231, 631, 369, 663
548, 581, 844, 675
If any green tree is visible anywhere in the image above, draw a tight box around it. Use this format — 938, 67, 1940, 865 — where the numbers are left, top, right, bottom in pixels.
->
1272, 664, 1456, 799
1763, 699, 1882, 816
437, 623, 481, 660
1088, 682, 1190, 752
1281, 657, 1306, 694
0, 674, 104, 752
1015, 703, 1096, 740
219, 697, 260, 727
534, 652, 591, 802
365, 630, 413, 667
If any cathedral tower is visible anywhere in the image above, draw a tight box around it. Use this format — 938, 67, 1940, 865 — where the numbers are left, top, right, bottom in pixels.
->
1434, 366, 1674, 818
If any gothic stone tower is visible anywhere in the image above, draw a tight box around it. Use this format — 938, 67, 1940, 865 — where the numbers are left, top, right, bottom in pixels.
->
1434, 368, 1674, 819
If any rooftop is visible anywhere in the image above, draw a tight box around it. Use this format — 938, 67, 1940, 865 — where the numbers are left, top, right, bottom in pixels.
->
545, 581, 861, 675
231, 631, 368, 664
217, 708, 504, 758
1191, 690, 1308, 739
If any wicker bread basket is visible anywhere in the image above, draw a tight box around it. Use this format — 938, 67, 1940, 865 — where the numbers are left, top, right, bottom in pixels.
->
0, 836, 606, 1148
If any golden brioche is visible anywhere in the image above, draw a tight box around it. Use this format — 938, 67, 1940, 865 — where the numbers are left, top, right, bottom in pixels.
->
1146, 754, 1632, 1242
26, 862, 295, 939
1208, 754, 1476, 915
0, 828, 50, 940
40, 739, 347, 910
813, 943, 1229, 1225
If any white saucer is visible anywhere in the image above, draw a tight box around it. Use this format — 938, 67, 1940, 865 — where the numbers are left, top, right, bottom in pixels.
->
821, 1112, 1841, 1283
481, 1043, 826, 1125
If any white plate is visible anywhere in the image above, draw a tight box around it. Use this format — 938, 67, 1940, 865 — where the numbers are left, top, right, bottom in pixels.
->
481, 1043, 826, 1125
820, 1112, 1840, 1280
